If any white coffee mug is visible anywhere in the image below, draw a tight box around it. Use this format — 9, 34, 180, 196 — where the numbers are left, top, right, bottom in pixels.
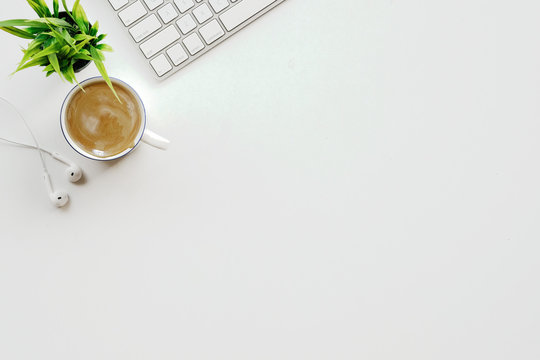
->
60, 77, 169, 161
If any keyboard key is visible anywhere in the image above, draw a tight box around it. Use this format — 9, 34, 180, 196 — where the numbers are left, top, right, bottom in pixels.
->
166, 44, 189, 65
209, 0, 229, 13
220, 0, 278, 31
158, 3, 179, 23
193, 4, 213, 24
140, 25, 181, 58
109, 0, 128, 10
174, 0, 194, 13
199, 19, 225, 44
118, 1, 147, 26
150, 54, 172, 76
109, 0, 285, 79
129, 14, 162, 42
183, 33, 204, 55
176, 14, 197, 34
143, 0, 163, 10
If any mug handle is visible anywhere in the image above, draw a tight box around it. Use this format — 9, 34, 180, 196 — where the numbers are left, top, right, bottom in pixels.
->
142, 128, 170, 150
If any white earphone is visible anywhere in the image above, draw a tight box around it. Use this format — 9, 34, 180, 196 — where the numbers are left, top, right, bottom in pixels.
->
0, 97, 83, 207
51, 151, 83, 183
43, 172, 70, 207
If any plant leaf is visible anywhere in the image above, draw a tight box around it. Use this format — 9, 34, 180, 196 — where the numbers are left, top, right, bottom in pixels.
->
26, 0, 48, 18
75, 36, 93, 51
53, 0, 59, 18
89, 21, 99, 37
0, 18, 72, 29
73, 53, 93, 61
12, 56, 50, 73
61, 0, 70, 13
42, 17, 72, 28
36, 0, 52, 17
72, 0, 89, 34
60, 28, 76, 46
47, 53, 62, 78
61, 0, 77, 25
96, 43, 113, 52
31, 42, 63, 61
73, 33, 92, 41
89, 47, 120, 102
18, 46, 42, 68
59, 44, 71, 57
0, 26, 35, 39
45, 24, 78, 51
61, 62, 75, 83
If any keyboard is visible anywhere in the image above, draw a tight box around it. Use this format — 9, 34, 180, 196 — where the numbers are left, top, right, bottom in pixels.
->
107, 0, 287, 79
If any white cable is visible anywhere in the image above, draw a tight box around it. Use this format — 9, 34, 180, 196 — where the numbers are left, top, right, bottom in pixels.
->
0, 136, 54, 156
0, 96, 48, 173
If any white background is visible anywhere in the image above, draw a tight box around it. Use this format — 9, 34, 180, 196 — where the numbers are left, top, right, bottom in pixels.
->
1, 0, 540, 359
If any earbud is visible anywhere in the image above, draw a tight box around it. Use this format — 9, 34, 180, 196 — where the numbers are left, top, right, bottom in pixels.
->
43, 173, 69, 207
52, 152, 83, 182
0, 97, 80, 207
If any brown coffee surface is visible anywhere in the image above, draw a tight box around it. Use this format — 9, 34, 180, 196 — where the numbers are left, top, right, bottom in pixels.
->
65, 81, 142, 158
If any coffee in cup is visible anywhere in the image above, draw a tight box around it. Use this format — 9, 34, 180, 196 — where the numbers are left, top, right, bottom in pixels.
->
60, 77, 169, 160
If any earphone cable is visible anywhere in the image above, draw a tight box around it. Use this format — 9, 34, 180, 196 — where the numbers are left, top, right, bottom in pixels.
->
0, 96, 49, 173
0, 136, 54, 157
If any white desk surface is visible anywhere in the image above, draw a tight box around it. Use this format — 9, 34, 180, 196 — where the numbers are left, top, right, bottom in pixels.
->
1, 0, 540, 358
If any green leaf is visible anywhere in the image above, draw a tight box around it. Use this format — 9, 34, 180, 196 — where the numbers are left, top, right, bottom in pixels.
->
89, 47, 120, 102
67, 47, 79, 58
26, 37, 47, 52
26, 0, 49, 18
0, 19, 45, 28
35, 33, 51, 42
45, 24, 77, 51
89, 21, 99, 36
25, 26, 48, 34
66, 62, 83, 90
96, 43, 113, 52
61, 63, 75, 83
61, 0, 70, 13
35, 0, 52, 17
0, 26, 35, 39
73, 53, 93, 61
73, 33, 92, 41
60, 28, 76, 46
12, 56, 50, 73
61, 0, 77, 25
75, 36, 93, 51
59, 44, 71, 57
31, 42, 63, 61
59, 58, 69, 70
47, 53, 62, 78
42, 17, 73, 28
42, 35, 55, 49
18, 46, 42, 68
53, 0, 59, 18
0, 18, 72, 29
72, 0, 89, 34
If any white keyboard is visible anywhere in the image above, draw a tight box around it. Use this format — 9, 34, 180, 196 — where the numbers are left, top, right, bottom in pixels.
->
107, 0, 287, 79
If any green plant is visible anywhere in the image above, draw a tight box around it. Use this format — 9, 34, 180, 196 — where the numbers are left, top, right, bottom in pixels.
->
0, 0, 118, 99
